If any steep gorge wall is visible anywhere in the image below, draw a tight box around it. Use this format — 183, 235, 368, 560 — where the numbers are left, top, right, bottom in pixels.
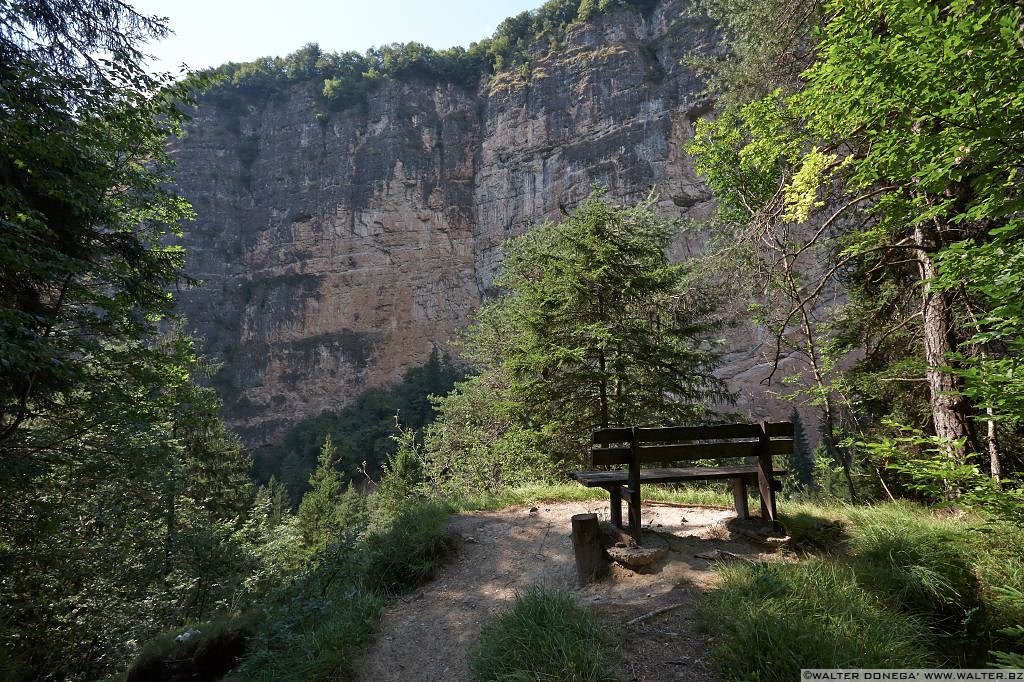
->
172, 0, 797, 449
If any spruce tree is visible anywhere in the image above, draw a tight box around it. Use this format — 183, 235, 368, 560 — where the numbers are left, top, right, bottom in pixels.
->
464, 189, 729, 463
297, 435, 345, 549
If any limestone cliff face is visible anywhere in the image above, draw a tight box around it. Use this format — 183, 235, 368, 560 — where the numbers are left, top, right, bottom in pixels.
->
172, 0, 794, 448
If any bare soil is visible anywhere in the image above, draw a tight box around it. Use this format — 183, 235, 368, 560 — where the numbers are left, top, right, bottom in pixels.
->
356, 500, 782, 681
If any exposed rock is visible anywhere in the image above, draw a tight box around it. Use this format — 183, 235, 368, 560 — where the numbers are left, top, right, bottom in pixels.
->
170, 0, 813, 452
605, 531, 669, 569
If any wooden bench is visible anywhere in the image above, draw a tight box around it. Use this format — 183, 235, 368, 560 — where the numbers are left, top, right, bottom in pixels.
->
570, 422, 793, 540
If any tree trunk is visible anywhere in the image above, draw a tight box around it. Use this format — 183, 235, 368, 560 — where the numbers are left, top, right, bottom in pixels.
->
914, 222, 971, 455
986, 406, 1001, 485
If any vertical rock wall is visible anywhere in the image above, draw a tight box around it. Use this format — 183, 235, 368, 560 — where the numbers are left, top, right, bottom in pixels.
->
172, 0, 800, 448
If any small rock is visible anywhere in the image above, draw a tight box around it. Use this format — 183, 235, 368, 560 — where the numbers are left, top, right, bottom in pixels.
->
529, 507, 539, 513
764, 535, 791, 547
695, 549, 743, 561
606, 533, 669, 569
175, 628, 201, 644
464, 535, 478, 543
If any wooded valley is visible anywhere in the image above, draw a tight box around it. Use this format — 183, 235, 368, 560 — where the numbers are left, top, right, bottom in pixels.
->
1, 0, 1022, 679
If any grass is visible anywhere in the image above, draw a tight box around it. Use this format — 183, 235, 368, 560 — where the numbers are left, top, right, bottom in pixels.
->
470, 586, 617, 682
700, 558, 935, 680
450, 481, 739, 512
700, 501, 1024, 679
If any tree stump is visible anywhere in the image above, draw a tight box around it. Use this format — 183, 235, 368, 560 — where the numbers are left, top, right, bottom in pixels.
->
570, 513, 607, 585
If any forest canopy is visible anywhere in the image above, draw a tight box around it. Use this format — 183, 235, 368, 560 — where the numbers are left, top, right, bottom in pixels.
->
200, 0, 660, 111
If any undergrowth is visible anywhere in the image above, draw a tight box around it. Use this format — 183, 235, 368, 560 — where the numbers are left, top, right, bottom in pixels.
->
700, 502, 1024, 680
702, 559, 935, 678
470, 586, 617, 682
127, 501, 453, 681
237, 500, 453, 680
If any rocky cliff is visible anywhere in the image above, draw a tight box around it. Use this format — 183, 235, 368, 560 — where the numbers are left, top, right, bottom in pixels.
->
172, 0, 798, 449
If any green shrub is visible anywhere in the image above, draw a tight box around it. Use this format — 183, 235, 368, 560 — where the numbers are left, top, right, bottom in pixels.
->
471, 587, 617, 681
700, 559, 935, 681
125, 614, 256, 682
232, 500, 454, 679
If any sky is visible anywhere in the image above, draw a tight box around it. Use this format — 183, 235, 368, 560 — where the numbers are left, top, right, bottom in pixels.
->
131, 0, 545, 75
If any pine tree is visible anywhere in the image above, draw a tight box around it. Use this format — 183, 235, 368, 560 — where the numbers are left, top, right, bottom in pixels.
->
789, 408, 815, 489
465, 189, 729, 462
297, 435, 345, 549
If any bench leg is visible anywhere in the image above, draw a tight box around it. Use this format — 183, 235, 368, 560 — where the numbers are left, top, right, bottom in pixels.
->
757, 458, 779, 525
608, 486, 622, 529
626, 487, 641, 542
731, 477, 750, 520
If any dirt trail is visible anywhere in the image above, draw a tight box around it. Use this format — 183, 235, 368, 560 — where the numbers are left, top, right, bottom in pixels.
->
356, 501, 779, 681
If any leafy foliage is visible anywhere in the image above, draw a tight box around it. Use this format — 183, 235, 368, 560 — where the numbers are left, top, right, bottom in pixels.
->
200, 0, 660, 113
0, 1, 276, 678
688, 0, 1024, 501
421, 191, 727, 495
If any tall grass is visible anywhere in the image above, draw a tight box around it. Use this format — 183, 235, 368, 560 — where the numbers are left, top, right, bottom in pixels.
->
471, 587, 617, 682
702, 501, 1024, 678
128, 501, 455, 681
700, 559, 935, 680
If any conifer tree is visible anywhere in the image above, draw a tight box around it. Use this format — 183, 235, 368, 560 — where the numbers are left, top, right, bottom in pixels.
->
297, 435, 345, 549
459, 190, 729, 464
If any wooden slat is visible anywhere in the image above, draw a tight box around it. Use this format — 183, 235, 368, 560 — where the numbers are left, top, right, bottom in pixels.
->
592, 427, 634, 445
591, 446, 632, 466
570, 466, 789, 486
634, 423, 759, 442
632, 422, 793, 443
633, 438, 793, 462
765, 422, 795, 437
592, 438, 792, 466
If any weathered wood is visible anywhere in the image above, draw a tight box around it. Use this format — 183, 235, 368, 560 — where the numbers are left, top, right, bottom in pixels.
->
592, 439, 793, 466
570, 465, 789, 487
756, 422, 779, 525
626, 487, 642, 541
570, 513, 606, 585
626, 436, 642, 540
608, 485, 622, 528
575, 422, 791, 534
731, 477, 750, 520
591, 446, 632, 466
592, 427, 634, 445
626, 602, 685, 626
633, 422, 794, 443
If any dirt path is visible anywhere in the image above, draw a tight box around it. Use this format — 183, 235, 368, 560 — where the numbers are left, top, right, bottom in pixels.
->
356, 501, 780, 681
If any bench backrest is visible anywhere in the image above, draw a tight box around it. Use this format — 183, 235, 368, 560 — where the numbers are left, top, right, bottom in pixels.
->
591, 422, 794, 467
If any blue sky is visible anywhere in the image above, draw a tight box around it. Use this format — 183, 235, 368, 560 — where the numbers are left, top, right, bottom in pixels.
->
132, 0, 545, 75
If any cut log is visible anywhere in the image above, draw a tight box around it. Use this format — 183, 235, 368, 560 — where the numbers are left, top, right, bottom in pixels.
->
570, 513, 606, 585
